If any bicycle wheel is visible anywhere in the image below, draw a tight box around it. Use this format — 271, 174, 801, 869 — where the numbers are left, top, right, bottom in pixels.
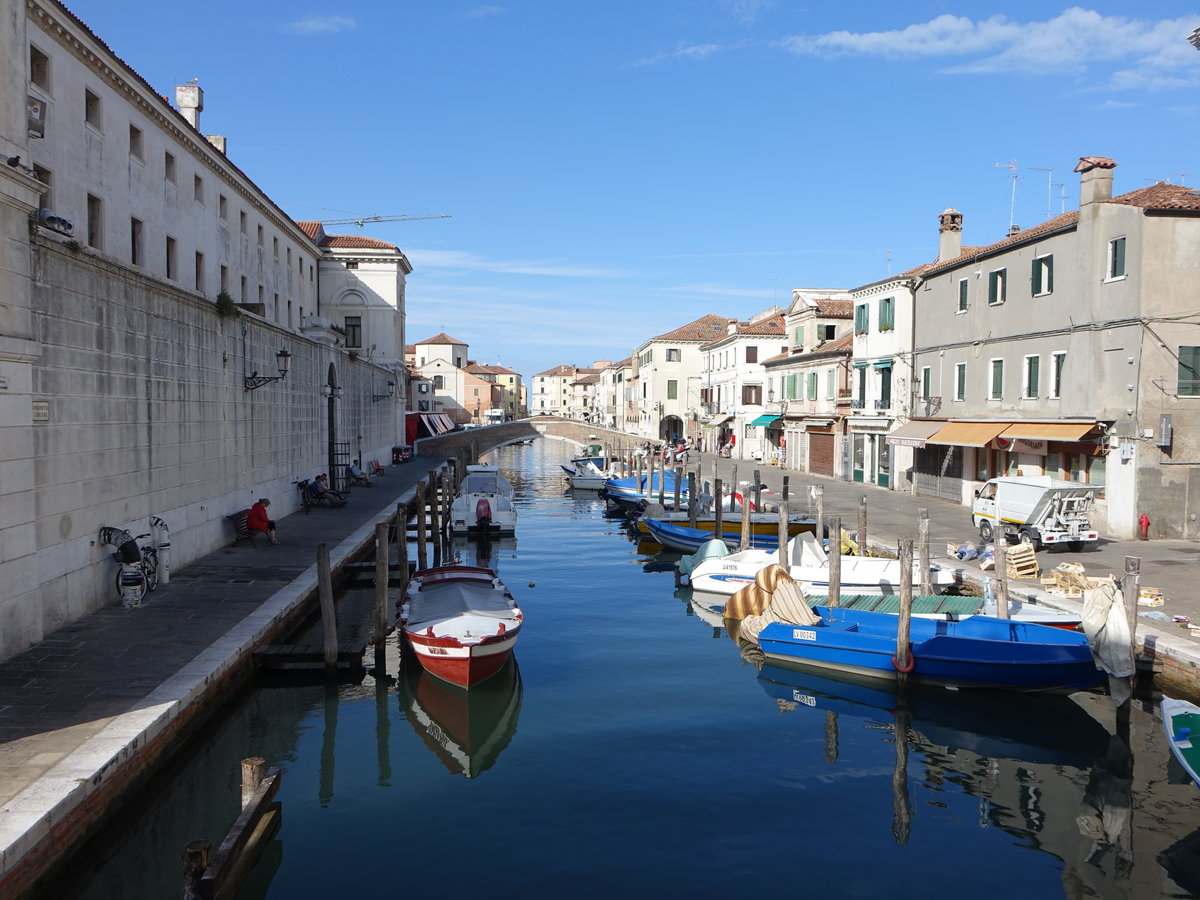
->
143, 550, 159, 592
115, 565, 148, 604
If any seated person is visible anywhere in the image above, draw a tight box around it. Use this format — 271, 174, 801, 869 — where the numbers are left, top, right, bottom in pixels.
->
247, 498, 279, 544
348, 459, 372, 487
312, 474, 346, 505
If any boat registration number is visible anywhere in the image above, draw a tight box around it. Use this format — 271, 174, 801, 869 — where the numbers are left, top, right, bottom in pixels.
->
792, 629, 817, 641
791, 691, 817, 707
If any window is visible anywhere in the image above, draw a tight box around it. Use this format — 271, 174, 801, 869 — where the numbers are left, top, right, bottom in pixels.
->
345, 260, 358, 270
84, 88, 101, 129
826, 369, 835, 399
219, 194, 228, 220
240, 275, 247, 302
1051, 352, 1066, 398
793, 325, 805, 348
32, 164, 51, 209
1023, 355, 1040, 399
194, 251, 204, 292
239, 210, 247, 234
130, 217, 143, 265
273, 237, 279, 259
433, 375, 444, 390
1108, 237, 1126, 280
920, 367, 931, 399
958, 278, 968, 312
128, 124, 143, 161
879, 366, 892, 406
820, 324, 836, 341
785, 374, 797, 400
854, 305, 868, 335
164, 151, 176, 183
220, 265, 229, 293
745, 346, 758, 364
667, 380, 678, 400
257, 225, 264, 247
954, 363, 966, 401
1180, 346, 1200, 397
807, 372, 818, 400
741, 384, 761, 405
344, 316, 362, 348
86, 194, 102, 249
165, 236, 176, 280
988, 268, 1007, 305
29, 45, 50, 90
666, 348, 681, 362
989, 358, 1004, 400
1031, 254, 1053, 296
878, 296, 894, 331
193, 174, 203, 204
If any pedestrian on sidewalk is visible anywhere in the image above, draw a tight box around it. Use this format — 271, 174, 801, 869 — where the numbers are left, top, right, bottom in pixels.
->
248, 498, 280, 544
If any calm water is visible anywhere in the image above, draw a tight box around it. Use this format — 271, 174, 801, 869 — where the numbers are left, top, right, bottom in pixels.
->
51, 440, 1200, 899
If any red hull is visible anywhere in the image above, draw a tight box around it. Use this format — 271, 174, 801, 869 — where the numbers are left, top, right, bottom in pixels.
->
404, 626, 521, 688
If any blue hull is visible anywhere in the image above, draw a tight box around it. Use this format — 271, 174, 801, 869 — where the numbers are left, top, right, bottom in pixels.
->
757, 606, 1103, 692
642, 518, 782, 553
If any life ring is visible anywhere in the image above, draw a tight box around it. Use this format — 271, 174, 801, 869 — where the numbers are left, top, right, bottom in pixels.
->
891, 653, 915, 673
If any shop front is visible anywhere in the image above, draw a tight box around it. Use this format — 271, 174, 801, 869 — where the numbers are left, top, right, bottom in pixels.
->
847, 416, 894, 487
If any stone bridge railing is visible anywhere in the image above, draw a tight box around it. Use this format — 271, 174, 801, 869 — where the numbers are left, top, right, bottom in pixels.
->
413, 417, 643, 461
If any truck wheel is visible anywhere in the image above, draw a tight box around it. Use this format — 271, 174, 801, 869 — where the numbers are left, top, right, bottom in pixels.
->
979, 521, 994, 543
1067, 541, 1084, 552
1018, 529, 1040, 550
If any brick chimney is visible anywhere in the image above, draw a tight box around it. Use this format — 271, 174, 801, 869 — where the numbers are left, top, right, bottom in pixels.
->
1075, 156, 1117, 207
176, 83, 203, 130
937, 208, 963, 262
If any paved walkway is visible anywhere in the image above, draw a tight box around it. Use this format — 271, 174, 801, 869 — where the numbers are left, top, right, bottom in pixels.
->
0, 456, 445, 888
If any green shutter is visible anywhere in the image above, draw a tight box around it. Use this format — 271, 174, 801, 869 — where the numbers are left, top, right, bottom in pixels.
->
1111, 237, 1126, 277
1180, 346, 1200, 396
958, 279, 968, 311
1026, 356, 1039, 398
1045, 256, 1053, 293
1031, 257, 1041, 295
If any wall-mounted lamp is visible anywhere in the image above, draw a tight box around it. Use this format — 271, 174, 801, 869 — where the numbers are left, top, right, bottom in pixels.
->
244, 349, 291, 391
320, 383, 344, 399
372, 381, 396, 403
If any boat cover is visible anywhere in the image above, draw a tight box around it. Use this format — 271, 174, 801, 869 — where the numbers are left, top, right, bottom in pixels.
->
1082, 581, 1133, 705
460, 471, 514, 496
678, 539, 728, 577
739, 577, 820, 643
408, 579, 516, 627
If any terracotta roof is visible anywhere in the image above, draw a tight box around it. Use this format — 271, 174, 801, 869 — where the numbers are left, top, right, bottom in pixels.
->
653, 313, 731, 343
762, 350, 790, 364
323, 234, 399, 250
922, 211, 1080, 276
414, 332, 469, 346
1108, 182, 1200, 211
534, 364, 578, 377
296, 221, 324, 241
574, 373, 600, 385
739, 313, 786, 335
814, 299, 853, 318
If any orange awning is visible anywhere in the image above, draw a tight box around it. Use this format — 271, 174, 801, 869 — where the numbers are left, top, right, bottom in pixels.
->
924, 421, 1010, 447
998, 422, 1096, 441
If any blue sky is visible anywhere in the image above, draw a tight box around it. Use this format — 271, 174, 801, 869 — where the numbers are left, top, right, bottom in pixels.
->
70, 1, 1200, 380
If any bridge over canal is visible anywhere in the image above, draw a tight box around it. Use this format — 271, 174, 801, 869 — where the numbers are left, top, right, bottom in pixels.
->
413, 417, 641, 461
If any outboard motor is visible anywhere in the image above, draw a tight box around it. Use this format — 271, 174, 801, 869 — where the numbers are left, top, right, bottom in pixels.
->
475, 497, 493, 532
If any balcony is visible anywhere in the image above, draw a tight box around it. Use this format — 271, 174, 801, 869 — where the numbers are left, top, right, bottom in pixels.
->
850, 399, 865, 410
874, 398, 892, 411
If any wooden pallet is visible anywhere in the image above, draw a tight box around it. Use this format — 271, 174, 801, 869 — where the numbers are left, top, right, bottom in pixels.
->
1005, 544, 1039, 580
1039, 562, 1116, 597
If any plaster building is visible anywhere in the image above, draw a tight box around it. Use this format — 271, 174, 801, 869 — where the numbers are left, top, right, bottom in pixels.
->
908, 157, 1200, 539
531, 363, 576, 416
635, 314, 728, 442
0, 1, 405, 661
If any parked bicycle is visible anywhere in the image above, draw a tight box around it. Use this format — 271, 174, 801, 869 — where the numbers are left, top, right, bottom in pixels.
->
99, 527, 159, 607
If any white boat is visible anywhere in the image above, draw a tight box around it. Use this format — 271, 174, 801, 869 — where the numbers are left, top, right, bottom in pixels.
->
561, 459, 611, 490
1163, 696, 1200, 788
450, 465, 517, 535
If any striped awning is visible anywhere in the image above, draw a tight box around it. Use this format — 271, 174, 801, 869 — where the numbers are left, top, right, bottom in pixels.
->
703, 413, 733, 429
925, 421, 1010, 447
998, 422, 1096, 441
885, 420, 945, 448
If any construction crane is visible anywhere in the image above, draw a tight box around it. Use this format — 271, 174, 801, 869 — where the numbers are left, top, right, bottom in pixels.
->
318, 213, 451, 229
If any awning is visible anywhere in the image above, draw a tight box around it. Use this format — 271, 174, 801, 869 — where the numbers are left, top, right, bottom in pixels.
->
872, 359, 894, 369
703, 413, 732, 428
799, 418, 833, 431
749, 414, 782, 427
885, 420, 946, 448
925, 421, 1010, 447
998, 422, 1096, 441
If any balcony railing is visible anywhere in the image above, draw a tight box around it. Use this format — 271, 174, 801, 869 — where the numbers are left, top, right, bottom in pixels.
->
850, 399, 865, 410
875, 398, 892, 410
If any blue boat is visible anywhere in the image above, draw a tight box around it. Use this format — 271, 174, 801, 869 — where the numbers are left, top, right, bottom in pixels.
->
754, 605, 1104, 692
642, 517, 793, 553
600, 471, 688, 511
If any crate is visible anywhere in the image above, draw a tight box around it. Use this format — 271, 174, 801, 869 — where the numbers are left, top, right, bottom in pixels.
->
1004, 544, 1039, 580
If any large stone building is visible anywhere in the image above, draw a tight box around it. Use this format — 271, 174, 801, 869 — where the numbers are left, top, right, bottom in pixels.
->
0, 0, 406, 661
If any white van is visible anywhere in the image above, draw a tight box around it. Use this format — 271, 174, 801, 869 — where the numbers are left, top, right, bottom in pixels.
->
972, 476, 1098, 551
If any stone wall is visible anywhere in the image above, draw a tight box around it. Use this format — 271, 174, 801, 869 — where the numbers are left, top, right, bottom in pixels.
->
1, 235, 402, 661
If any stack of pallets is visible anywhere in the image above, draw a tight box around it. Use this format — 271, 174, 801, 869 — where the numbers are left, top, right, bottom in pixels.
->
1038, 562, 1116, 597
1005, 544, 1040, 580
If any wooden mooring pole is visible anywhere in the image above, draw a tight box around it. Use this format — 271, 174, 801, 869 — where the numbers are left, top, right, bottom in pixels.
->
673, 465, 683, 512
182, 840, 212, 900
687, 471, 699, 528
778, 502, 789, 562
993, 541, 1010, 619
782, 475, 789, 502
317, 543, 338, 674
241, 757, 266, 809
374, 522, 389, 672
827, 515, 841, 607
1122, 556, 1141, 704
858, 496, 868, 556
896, 538, 914, 684
713, 478, 724, 538
415, 482, 428, 572
918, 508, 931, 596
815, 486, 824, 545
429, 473, 441, 566
739, 490, 752, 551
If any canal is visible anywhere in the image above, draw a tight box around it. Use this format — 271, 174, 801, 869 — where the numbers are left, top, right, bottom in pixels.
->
47, 440, 1200, 899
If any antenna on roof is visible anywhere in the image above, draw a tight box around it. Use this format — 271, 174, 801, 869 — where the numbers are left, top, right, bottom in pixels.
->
882, 249, 892, 276
1028, 166, 1052, 220
1054, 183, 1067, 214
1172, 173, 1190, 185
995, 159, 1019, 232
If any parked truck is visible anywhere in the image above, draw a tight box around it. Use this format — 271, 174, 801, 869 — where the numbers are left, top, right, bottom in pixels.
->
971, 476, 1099, 551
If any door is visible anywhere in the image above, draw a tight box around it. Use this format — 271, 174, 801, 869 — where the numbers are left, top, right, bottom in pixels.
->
852, 434, 865, 483
877, 436, 891, 488
913, 445, 963, 502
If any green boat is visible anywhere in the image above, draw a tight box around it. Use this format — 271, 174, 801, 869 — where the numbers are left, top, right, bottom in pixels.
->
1163, 696, 1200, 787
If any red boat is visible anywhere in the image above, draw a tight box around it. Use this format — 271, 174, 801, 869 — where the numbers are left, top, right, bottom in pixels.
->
399, 565, 524, 688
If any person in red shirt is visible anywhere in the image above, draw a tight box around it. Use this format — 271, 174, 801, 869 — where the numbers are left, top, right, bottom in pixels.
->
248, 498, 279, 544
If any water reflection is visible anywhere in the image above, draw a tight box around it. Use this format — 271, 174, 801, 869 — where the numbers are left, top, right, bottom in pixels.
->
397, 657, 523, 779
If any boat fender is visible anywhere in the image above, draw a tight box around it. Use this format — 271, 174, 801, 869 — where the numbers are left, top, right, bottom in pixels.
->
891, 653, 915, 674
475, 497, 492, 528
498, 623, 506, 633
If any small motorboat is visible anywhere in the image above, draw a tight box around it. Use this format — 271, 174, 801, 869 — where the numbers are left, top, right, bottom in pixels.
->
450, 465, 517, 535
641, 516, 816, 553
399, 565, 524, 688
561, 459, 611, 490
1163, 696, 1200, 787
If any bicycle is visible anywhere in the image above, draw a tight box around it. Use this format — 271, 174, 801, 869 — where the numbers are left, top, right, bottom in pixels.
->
99, 527, 159, 607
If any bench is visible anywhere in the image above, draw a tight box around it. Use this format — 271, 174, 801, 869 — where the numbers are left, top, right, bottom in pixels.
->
297, 478, 345, 513
228, 509, 258, 547
370, 459, 387, 477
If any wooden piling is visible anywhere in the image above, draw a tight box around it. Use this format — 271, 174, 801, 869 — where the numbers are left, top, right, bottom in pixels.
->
415, 482, 428, 572
182, 839, 212, 900
739, 490, 752, 551
1122, 556, 1141, 703
687, 471, 699, 528
993, 542, 1009, 619
374, 523, 389, 662
241, 757, 266, 809
714, 478, 724, 537
815, 486, 824, 544
657, 454, 666, 506
753, 468, 762, 511
317, 543, 338, 673
730, 465, 738, 512
778, 502, 789, 562
858, 495, 868, 556
918, 508, 931, 596
673, 464, 683, 512
428, 473, 441, 564
896, 538, 914, 683
782, 475, 789, 502
827, 515, 841, 607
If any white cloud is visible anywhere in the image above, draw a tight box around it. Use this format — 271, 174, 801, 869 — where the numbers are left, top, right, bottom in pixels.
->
777, 8, 1200, 89
718, 0, 773, 26
463, 6, 505, 18
406, 248, 634, 279
630, 41, 726, 67
282, 15, 356, 36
